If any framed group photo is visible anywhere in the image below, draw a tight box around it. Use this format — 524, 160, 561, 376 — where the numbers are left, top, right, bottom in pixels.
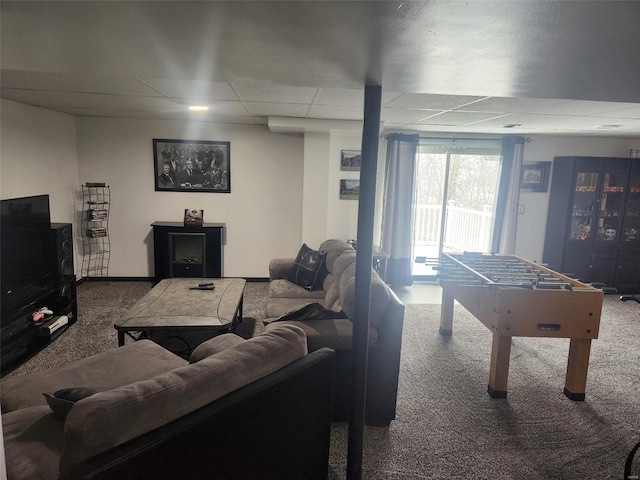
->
153, 138, 231, 193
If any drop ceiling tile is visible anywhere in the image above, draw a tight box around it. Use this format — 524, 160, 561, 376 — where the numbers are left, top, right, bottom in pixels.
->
416, 111, 509, 126
0, 71, 79, 92
589, 105, 640, 119
314, 88, 363, 106
27, 91, 180, 111
385, 93, 485, 110
142, 78, 238, 100
538, 100, 640, 116
471, 113, 620, 129
233, 83, 318, 104
382, 108, 439, 123
44, 73, 162, 96
168, 99, 249, 116
460, 96, 568, 113
307, 104, 362, 120
244, 102, 309, 117
50, 107, 175, 119
313, 88, 402, 107
0, 88, 51, 105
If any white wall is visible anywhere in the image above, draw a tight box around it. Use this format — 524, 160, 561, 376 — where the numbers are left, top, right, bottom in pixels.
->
515, 135, 640, 262
301, 132, 331, 247
75, 117, 304, 277
328, 134, 362, 241
3, 98, 639, 277
0, 100, 79, 223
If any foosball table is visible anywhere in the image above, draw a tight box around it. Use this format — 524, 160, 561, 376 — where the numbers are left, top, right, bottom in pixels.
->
436, 252, 604, 400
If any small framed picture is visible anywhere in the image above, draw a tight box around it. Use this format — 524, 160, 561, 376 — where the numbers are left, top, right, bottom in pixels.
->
341, 150, 361, 171
521, 161, 551, 192
340, 179, 360, 200
184, 209, 204, 226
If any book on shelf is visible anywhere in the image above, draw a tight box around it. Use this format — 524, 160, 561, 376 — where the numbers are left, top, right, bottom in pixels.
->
87, 209, 109, 220
86, 200, 109, 204
87, 228, 108, 237
85, 182, 106, 187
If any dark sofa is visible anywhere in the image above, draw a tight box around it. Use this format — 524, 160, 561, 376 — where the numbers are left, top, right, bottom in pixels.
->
1, 326, 335, 480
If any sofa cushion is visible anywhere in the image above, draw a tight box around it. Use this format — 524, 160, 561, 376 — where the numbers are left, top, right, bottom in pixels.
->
59, 325, 308, 474
265, 303, 348, 324
319, 239, 355, 272
265, 296, 329, 319
269, 278, 327, 300
43, 387, 99, 420
338, 264, 391, 328
287, 243, 327, 291
2, 406, 65, 480
1, 339, 187, 413
331, 250, 357, 279
265, 319, 377, 352
189, 333, 245, 363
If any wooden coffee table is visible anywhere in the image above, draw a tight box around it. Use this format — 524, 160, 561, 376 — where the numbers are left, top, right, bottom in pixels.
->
114, 277, 246, 348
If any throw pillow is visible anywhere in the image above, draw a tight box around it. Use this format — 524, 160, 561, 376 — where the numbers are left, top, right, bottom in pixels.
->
189, 333, 245, 363
287, 243, 328, 291
43, 387, 99, 420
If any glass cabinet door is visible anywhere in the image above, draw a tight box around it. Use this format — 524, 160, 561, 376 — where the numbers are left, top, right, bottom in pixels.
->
570, 170, 599, 242
622, 162, 640, 244
595, 160, 630, 244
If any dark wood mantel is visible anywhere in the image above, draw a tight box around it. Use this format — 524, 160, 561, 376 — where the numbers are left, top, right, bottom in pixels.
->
151, 222, 225, 284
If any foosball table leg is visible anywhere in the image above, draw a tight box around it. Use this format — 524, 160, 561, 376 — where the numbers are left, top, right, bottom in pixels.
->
488, 334, 512, 398
439, 289, 454, 336
563, 338, 592, 401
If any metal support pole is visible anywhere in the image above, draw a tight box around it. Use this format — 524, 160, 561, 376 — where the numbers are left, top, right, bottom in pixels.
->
346, 85, 382, 480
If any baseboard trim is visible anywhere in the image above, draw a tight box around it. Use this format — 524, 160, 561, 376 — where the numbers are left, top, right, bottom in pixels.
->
77, 276, 270, 283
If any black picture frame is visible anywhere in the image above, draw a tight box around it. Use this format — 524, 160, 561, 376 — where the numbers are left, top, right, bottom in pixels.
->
520, 161, 551, 192
153, 139, 231, 193
340, 150, 361, 171
340, 179, 360, 200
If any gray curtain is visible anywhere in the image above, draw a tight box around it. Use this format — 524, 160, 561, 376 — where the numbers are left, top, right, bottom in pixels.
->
491, 136, 525, 254
380, 133, 419, 286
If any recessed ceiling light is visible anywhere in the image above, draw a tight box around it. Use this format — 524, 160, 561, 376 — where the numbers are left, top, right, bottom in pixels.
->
500, 123, 522, 128
188, 105, 209, 112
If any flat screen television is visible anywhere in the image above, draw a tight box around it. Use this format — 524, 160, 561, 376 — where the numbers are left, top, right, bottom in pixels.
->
1, 194, 57, 327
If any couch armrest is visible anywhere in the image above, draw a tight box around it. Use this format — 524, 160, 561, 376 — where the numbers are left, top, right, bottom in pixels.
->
269, 258, 295, 281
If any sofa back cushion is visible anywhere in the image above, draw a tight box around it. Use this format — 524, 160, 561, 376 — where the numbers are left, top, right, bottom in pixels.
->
60, 325, 308, 474
320, 239, 354, 273
337, 264, 391, 329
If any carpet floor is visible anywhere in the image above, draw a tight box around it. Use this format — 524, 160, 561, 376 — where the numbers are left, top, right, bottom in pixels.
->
3, 280, 639, 479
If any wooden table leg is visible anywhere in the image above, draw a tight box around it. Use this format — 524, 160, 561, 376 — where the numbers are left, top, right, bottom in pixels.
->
564, 338, 592, 401
440, 288, 454, 336
488, 334, 512, 398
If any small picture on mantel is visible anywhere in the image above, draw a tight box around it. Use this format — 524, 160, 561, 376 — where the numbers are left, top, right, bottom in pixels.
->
184, 209, 204, 226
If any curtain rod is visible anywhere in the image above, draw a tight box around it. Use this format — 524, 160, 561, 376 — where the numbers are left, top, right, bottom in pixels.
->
383, 134, 504, 141
418, 135, 503, 141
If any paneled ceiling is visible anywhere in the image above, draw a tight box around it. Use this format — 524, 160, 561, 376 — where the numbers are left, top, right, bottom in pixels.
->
2, 1, 640, 137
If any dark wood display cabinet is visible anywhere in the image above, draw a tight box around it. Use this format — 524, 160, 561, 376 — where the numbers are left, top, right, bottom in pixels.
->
543, 156, 640, 292
152, 222, 225, 284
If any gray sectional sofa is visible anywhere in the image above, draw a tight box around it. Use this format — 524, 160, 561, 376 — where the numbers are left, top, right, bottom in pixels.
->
265, 239, 405, 426
1, 325, 335, 480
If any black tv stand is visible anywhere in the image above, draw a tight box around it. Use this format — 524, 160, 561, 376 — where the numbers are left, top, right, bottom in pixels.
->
0, 277, 77, 377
